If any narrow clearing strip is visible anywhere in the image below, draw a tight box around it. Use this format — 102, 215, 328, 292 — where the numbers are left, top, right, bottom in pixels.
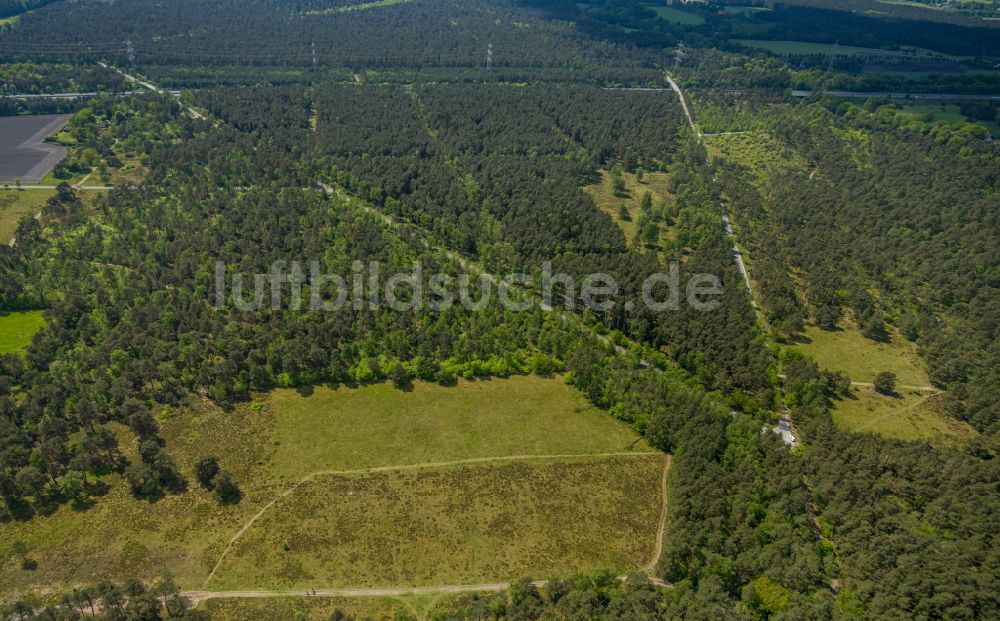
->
183, 583, 522, 606
643, 456, 672, 579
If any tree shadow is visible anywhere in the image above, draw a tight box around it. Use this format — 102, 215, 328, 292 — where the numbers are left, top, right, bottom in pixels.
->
3, 498, 35, 522
218, 487, 243, 506
786, 332, 813, 345
296, 384, 315, 398
33, 494, 63, 518
393, 380, 415, 392
70, 497, 96, 512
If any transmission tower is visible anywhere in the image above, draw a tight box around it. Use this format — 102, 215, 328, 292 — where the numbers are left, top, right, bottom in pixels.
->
673, 42, 685, 71
126, 39, 135, 66
312, 41, 317, 71
486, 40, 493, 72
827, 40, 838, 72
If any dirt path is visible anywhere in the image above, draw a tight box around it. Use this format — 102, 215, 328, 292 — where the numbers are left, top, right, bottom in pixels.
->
643, 456, 671, 579
182, 583, 522, 606
203, 451, 663, 587
853, 392, 937, 433
850, 381, 941, 393
194, 453, 674, 603
665, 74, 697, 137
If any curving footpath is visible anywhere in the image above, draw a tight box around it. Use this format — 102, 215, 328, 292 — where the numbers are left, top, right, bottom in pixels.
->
192, 452, 670, 604
203, 451, 668, 588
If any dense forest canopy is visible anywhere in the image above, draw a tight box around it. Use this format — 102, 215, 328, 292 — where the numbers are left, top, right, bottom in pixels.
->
0, 0, 998, 618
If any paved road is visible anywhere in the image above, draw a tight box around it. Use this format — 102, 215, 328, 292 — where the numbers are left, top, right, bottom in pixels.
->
99, 63, 204, 120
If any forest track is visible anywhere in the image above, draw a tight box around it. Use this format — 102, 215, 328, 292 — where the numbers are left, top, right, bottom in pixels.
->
182, 583, 523, 605
665, 74, 697, 137
643, 456, 672, 575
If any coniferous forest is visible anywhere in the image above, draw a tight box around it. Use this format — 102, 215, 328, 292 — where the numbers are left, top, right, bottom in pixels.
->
0, 0, 998, 619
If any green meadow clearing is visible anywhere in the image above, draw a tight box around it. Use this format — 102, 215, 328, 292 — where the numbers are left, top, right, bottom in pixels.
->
703, 130, 808, 188
734, 39, 965, 60
0, 376, 665, 600
0, 310, 45, 354
792, 321, 930, 387
832, 388, 977, 445
895, 102, 1000, 135
269, 376, 652, 480
582, 169, 675, 251
788, 320, 970, 443
0, 188, 52, 244
647, 5, 705, 25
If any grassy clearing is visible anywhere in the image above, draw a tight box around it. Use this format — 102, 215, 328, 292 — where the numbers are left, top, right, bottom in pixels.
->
832, 388, 977, 445
304, 0, 412, 15
270, 376, 651, 481
0, 401, 276, 599
735, 39, 966, 60
1, 377, 659, 599
724, 4, 772, 14
582, 169, 675, 250
894, 102, 1000, 134
792, 320, 930, 387
210, 454, 666, 590
38, 170, 88, 187
703, 130, 807, 188
200, 596, 410, 621
0, 188, 52, 243
647, 4, 705, 24
0, 310, 45, 354
898, 103, 970, 124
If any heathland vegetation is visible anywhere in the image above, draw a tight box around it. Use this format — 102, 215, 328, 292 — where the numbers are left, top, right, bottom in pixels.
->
1, 375, 664, 598
0, 0, 998, 618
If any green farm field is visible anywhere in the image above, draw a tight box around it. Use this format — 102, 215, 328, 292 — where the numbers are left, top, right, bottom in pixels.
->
0, 376, 665, 600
